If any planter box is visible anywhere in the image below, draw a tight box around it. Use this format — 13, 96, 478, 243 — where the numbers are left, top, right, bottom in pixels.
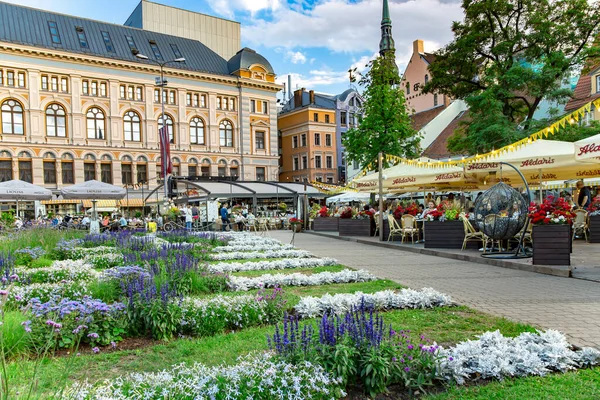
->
589, 215, 600, 243
532, 224, 570, 266
313, 217, 339, 232
424, 220, 466, 249
382, 219, 401, 241
339, 218, 373, 237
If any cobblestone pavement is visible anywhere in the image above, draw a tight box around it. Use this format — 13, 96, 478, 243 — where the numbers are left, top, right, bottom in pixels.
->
269, 231, 600, 349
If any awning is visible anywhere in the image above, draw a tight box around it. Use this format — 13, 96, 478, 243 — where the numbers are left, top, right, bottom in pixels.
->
41, 199, 80, 205
82, 200, 118, 209
119, 198, 145, 207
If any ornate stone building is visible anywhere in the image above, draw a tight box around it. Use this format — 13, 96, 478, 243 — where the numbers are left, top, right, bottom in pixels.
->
0, 1, 280, 213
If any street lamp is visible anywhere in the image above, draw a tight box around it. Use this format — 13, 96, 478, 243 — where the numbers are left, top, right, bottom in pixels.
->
135, 53, 185, 200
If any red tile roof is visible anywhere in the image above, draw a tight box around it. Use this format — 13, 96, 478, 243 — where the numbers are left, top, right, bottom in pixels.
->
422, 53, 436, 65
422, 110, 470, 159
410, 105, 447, 131
564, 74, 600, 111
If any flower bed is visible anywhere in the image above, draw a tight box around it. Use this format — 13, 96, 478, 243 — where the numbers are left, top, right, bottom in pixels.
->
207, 257, 338, 274
213, 244, 294, 252
210, 249, 314, 261
228, 269, 376, 291
294, 288, 453, 318
66, 353, 345, 400
16, 259, 98, 284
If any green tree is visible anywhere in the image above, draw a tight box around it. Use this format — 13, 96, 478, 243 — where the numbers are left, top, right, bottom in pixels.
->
342, 52, 420, 172
425, 0, 600, 155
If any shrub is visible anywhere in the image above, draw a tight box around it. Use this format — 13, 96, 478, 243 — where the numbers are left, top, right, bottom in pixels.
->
0, 310, 30, 358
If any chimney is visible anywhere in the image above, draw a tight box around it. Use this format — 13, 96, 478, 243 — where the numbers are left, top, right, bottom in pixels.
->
288, 75, 293, 100
413, 39, 424, 55
309, 90, 315, 104
294, 89, 303, 108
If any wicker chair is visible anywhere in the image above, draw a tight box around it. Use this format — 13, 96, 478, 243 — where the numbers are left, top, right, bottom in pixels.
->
387, 215, 403, 241
400, 214, 419, 244
461, 213, 485, 251
572, 209, 589, 241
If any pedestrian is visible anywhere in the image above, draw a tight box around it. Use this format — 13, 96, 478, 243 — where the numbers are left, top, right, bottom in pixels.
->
220, 203, 230, 231
576, 180, 592, 209
184, 205, 193, 230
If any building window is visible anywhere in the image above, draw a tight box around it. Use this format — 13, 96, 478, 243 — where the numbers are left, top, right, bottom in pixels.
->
43, 161, 56, 184
315, 155, 322, 169
325, 114, 330, 123
406, 81, 410, 95
350, 98, 355, 106
135, 86, 143, 101
200, 95, 206, 108
17, 72, 25, 88
186, 93, 192, 106
349, 113, 355, 126
170, 43, 183, 59
262, 101, 268, 114
424, 74, 429, 85
42, 75, 49, 90
91, 81, 97, 96
82, 80, 88, 94
326, 156, 333, 169
5, 71, 14, 87
120, 85, 126, 99
314, 133, 321, 146
256, 131, 265, 150
136, 163, 147, 184
193, 94, 199, 107
128, 86, 134, 100
18, 160, 32, 183
216, 97, 222, 110
76, 27, 88, 48
100, 163, 112, 184
201, 164, 210, 177
101, 31, 115, 52
256, 167, 265, 181
0, 159, 12, 182
125, 35, 137, 52
61, 161, 74, 184
325, 134, 332, 146
188, 163, 197, 177
154, 89, 160, 103
1, 99, 24, 135
292, 136, 298, 148
219, 120, 233, 147
434, 93, 438, 107
46, 104, 67, 137
60, 77, 68, 92
301, 156, 307, 170
190, 117, 205, 145
48, 21, 61, 44
250, 99, 256, 113
293, 157, 299, 171
86, 107, 105, 139
149, 41, 163, 60
313, 113, 318, 122
326, 177, 333, 183
301, 134, 307, 147
158, 114, 174, 144
218, 161, 227, 177
316, 176, 322, 182
341, 111, 347, 125
84, 161, 96, 181
51, 76, 58, 91
121, 163, 132, 185
123, 110, 141, 141
169, 90, 176, 104
228, 98, 235, 111
230, 162, 239, 177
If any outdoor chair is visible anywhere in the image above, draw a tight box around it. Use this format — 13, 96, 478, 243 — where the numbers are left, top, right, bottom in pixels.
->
572, 209, 589, 242
257, 218, 269, 231
387, 215, 403, 241
461, 213, 486, 251
374, 215, 380, 237
268, 218, 279, 230
244, 219, 257, 231
483, 214, 504, 252
282, 218, 291, 230
400, 214, 419, 244
510, 221, 533, 249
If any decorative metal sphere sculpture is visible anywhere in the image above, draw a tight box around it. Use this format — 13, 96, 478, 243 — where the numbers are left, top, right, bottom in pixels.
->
473, 182, 528, 240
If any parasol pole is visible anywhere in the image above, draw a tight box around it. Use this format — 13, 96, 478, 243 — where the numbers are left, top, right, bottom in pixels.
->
378, 152, 384, 241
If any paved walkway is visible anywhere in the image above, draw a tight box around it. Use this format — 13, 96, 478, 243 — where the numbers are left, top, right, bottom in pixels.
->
269, 231, 600, 349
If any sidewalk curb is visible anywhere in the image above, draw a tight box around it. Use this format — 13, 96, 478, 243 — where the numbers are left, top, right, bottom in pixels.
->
306, 232, 572, 278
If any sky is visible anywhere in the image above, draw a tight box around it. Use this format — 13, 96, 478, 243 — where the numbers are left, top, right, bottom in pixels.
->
4, 0, 464, 96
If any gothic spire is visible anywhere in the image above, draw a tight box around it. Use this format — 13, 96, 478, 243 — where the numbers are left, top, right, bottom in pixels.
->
379, 0, 395, 56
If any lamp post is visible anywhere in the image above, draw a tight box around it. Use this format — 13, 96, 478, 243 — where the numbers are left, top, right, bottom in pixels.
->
135, 53, 185, 200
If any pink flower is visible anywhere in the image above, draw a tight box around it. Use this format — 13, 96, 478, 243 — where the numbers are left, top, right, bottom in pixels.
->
92, 347, 100, 354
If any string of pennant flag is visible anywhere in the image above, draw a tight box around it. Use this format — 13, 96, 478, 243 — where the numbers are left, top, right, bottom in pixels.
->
348, 98, 600, 185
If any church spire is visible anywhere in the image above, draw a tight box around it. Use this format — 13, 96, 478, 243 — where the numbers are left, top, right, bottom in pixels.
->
379, 0, 395, 56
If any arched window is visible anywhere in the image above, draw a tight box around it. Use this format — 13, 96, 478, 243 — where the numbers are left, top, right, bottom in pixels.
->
61, 153, 74, 184
0, 150, 12, 182
201, 158, 211, 177
230, 160, 239, 178
158, 114, 174, 144
46, 103, 67, 137
43, 152, 57, 184
218, 159, 227, 177
424, 74, 429, 85
136, 156, 147, 184
84, 154, 96, 181
190, 117, 205, 145
18, 151, 32, 183
219, 120, 233, 147
1, 99, 24, 135
124, 110, 141, 141
121, 155, 133, 185
86, 107, 105, 139
187, 158, 198, 177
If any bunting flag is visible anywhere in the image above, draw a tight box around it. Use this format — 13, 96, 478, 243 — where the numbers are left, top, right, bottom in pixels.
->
159, 126, 173, 176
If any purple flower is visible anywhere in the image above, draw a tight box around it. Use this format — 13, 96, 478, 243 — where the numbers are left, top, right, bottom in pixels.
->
92, 347, 99, 354
392, 357, 397, 362
110, 341, 116, 349
0, 290, 7, 296
9, 274, 19, 282
404, 367, 410, 372
21, 320, 32, 333
407, 344, 414, 350
449, 356, 454, 361
87, 332, 99, 339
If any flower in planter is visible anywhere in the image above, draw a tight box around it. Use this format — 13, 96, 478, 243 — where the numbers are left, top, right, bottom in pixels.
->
587, 196, 600, 216
339, 207, 354, 219
318, 206, 329, 218
528, 196, 574, 225
289, 217, 303, 225
353, 210, 373, 220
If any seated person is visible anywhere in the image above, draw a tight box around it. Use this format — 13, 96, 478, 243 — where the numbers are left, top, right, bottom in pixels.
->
421, 201, 437, 219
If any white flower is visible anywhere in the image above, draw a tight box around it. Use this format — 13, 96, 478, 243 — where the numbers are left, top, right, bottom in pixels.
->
210, 249, 314, 261
208, 257, 338, 274
228, 269, 376, 291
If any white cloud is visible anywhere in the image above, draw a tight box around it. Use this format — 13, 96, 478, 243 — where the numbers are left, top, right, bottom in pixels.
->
209, 0, 282, 18
243, 0, 462, 65
286, 51, 307, 64
277, 69, 350, 90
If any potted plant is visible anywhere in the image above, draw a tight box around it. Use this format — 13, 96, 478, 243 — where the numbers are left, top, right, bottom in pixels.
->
528, 196, 574, 265
313, 205, 339, 232
424, 203, 466, 249
289, 217, 303, 233
339, 207, 373, 236
587, 197, 600, 243
278, 202, 288, 213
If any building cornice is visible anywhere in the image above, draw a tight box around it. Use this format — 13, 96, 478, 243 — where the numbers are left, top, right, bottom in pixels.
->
0, 42, 282, 93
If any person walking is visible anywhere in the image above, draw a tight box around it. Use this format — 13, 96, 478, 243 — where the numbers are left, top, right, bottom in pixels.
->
576, 180, 592, 209
184, 205, 193, 231
220, 203, 230, 231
